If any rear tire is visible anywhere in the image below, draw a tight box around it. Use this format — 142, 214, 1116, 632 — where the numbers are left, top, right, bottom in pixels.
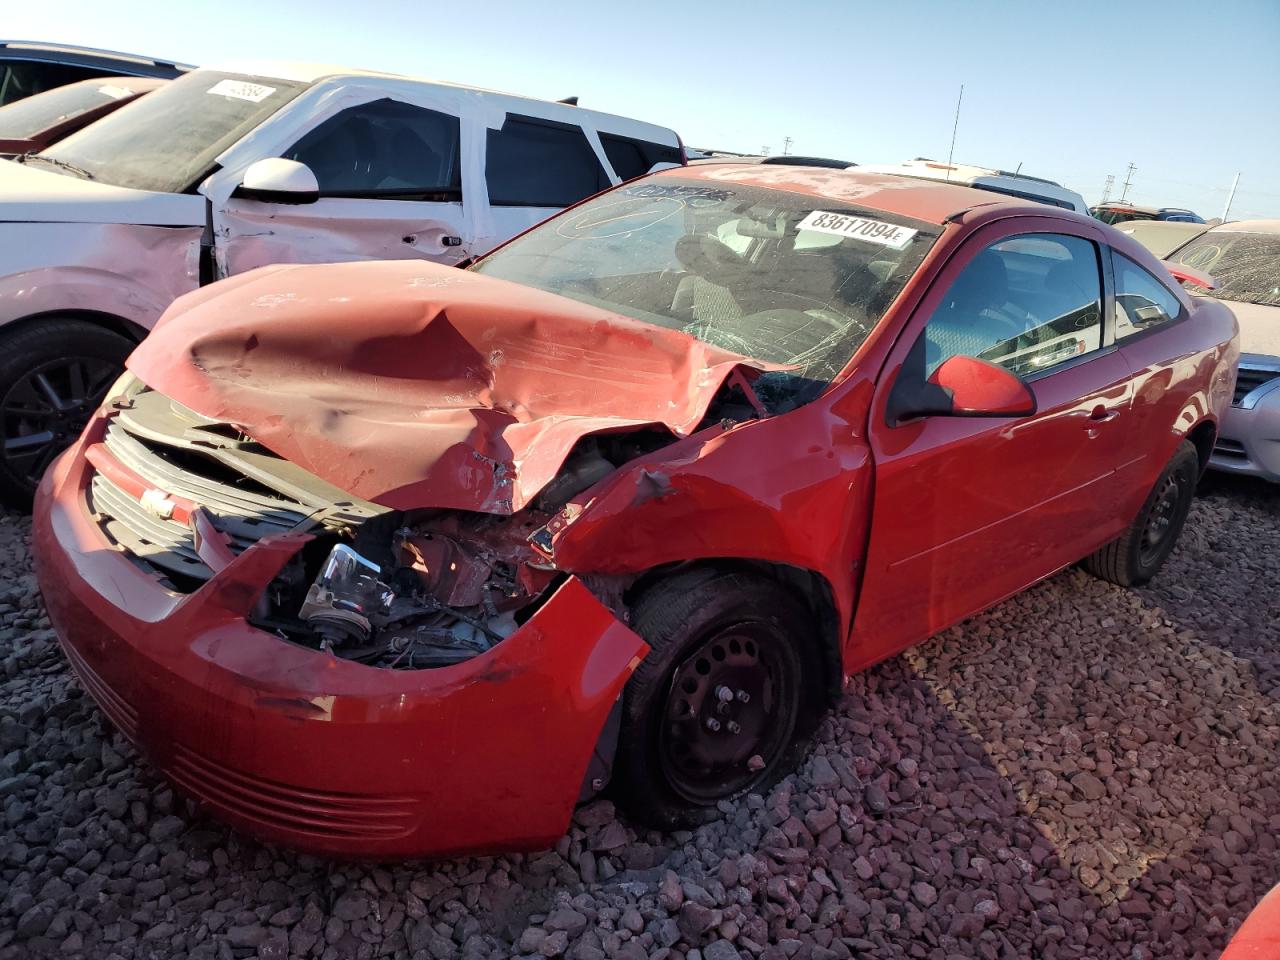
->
612, 569, 823, 828
1083, 441, 1199, 587
0, 319, 133, 508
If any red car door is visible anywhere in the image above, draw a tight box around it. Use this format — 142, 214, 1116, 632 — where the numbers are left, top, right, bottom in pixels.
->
850, 218, 1135, 668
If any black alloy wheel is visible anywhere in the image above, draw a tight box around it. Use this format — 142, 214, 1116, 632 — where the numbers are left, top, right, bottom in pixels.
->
0, 318, 133, 507
1, 356, 120, 487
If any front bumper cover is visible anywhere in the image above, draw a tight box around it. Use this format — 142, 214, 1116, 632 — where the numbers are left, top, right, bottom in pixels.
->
33, 430, 647, 859
1211, 391, 1280, 482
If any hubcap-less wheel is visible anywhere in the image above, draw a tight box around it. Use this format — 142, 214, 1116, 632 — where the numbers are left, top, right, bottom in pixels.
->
0, 357, 120, 489
1139, 471, 1185, 566
659, 622, 799, 803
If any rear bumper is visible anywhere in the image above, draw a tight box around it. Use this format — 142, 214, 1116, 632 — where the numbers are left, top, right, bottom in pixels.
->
1211, 396, 1280, 482
33, 428, 646, 859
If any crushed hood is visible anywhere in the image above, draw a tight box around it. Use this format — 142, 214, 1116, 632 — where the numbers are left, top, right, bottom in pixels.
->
0, 157, 202, 226
127, 260, 763, 513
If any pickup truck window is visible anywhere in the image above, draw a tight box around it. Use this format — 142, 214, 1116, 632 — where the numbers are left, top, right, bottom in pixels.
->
599, 133, 682, 182
922, 233, 1103, 378
283, 98, 462, 202
486, 114, 610, 207
473, 178, 938, 392
37, 70, 306, 192
0, 62, 101, 106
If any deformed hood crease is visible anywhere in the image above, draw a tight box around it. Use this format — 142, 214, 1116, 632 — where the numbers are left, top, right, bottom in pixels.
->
128, 260, 767, 513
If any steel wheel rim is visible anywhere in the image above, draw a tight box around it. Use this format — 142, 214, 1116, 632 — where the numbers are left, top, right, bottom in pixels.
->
0, 356, 119, 487
1140, 471, 1185, 565
658, 621, 798, 804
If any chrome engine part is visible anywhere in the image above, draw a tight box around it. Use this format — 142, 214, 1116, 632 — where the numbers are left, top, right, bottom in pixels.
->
298, 544, 395, 649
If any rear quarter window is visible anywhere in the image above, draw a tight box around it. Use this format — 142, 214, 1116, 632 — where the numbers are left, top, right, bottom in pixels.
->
486, 114, 610, 207
599, 133, 682, 182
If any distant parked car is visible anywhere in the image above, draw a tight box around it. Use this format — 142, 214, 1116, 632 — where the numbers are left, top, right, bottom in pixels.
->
0, 76, 166, 155
690, 152, 856, 169
855, 159, 1088, 213
1165, 220, 1280, 481
1113, 219, 1208, 259
0, 40, 188, 106
0, 63, 684, 503
34, 165, 1235, 857
1091, 202, 1204, 225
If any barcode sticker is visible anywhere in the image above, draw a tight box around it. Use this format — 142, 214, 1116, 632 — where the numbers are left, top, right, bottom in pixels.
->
797, 211, 917, 249
206, 79, 277, 103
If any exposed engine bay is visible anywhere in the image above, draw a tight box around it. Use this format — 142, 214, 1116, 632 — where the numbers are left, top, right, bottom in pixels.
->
248, 431, 683, 669
95, 365, 780, 670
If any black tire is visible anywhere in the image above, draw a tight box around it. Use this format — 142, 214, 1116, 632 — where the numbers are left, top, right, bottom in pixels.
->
1083, 440, 1199, 587
612, 569, 823, 828
0, 318, 133, 508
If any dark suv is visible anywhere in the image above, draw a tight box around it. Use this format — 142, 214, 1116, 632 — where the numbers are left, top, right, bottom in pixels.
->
0, 40, 190, 106
1091, 202, 1205, 225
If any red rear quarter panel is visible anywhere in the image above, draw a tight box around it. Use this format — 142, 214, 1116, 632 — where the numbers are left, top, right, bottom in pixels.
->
1115, 290, 1238, 511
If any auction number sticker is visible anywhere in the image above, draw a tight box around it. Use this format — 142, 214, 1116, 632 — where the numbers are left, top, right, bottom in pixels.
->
206, 79, 277, 103
797, 211, 917, 249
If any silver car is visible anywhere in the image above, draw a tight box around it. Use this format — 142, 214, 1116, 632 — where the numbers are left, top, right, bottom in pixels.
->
1166, 221, 1280, 481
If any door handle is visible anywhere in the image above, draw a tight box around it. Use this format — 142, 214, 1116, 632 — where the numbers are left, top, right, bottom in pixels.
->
1088, 405, 1120, 422
442, 236, 463, 247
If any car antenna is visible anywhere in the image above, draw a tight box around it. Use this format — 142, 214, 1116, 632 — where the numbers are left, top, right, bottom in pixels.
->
558, 96, 579, 106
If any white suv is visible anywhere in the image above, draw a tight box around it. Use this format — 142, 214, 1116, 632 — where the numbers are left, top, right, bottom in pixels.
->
0, 63, 683, 501
856, 159, 1088, 214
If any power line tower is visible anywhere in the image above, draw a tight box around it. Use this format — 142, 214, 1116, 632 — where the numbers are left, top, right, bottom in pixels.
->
761, 145, 771, 156
782, 136, 793, 156
1119, 163, 1136, 201
1100, 175, 1114, 203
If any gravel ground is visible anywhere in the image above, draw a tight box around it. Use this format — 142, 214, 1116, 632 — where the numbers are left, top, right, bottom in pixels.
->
1, 476, 1276, 960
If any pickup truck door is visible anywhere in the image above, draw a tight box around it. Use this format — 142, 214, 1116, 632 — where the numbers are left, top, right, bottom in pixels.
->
851, 220, 1134, 664
209, 96, 473, 277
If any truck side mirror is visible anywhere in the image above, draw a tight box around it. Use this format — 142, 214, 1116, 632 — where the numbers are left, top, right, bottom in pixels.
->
233, 158, 319, 205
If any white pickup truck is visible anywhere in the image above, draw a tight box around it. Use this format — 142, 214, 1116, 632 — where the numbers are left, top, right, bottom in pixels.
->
0, 63, 683, 502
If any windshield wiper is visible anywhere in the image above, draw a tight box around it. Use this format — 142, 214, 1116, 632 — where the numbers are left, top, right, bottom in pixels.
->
17, 154, 95, 180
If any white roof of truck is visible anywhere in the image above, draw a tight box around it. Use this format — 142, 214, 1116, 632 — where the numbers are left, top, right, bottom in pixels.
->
205, 62, 674, 138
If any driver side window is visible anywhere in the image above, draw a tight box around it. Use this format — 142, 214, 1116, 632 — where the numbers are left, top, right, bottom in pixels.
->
922, 234, 1103, 378
284, 98, 462, 201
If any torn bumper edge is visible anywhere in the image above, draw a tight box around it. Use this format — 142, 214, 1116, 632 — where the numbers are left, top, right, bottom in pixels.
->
32, 433, 648, 859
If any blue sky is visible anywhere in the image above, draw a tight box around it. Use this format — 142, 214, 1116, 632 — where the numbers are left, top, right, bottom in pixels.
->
10, 0, 1280, 219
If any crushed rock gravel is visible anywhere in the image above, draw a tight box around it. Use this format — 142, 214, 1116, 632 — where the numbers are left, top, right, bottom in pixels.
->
1, 475, 1276, 960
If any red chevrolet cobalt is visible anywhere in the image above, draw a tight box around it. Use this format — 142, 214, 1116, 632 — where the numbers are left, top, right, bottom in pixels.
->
33, 165, 1237, 858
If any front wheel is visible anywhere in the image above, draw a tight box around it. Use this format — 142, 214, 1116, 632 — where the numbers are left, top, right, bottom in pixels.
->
0, 319, 133, 507
612, 570, 822, 827
1083, 440, 1199, 587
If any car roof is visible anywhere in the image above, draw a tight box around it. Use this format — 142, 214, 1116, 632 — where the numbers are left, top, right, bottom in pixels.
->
1208, 219, 1280, 235
655, 163, 1048, 225
1093, 201, 1161, 214
0, 39, 192, 72
858, 159, 1064, 187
